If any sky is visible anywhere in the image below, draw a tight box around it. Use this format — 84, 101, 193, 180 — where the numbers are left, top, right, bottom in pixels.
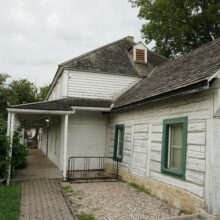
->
0, 0, 147, 87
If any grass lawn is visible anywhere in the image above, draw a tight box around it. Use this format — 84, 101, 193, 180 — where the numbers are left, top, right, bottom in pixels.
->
0, 184, 20, 220
77, 213, 96, 220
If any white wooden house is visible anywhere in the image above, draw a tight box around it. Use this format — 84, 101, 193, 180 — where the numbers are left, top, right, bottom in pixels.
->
7, 36, 220, 217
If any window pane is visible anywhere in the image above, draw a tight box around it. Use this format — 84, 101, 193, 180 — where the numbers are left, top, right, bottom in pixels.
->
117, 128, 123, 158
168, 124, 182, 171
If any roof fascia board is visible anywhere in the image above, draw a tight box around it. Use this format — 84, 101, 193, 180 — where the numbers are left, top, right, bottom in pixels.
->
45, 66, 64, 100
7, 108, 75, 115
208, 69, 220, 82
71, 106, 111, 112
112, 80, 209, 112
133, 41, 148, 49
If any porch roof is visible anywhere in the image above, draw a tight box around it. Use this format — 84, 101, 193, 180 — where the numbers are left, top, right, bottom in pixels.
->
8, 97, 113, 112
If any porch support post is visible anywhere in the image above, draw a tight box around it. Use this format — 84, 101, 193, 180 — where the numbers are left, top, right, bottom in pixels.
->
63, 114, 69, 181
6, 112, 15, 185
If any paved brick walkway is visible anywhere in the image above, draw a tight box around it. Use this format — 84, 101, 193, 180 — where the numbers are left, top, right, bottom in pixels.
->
20, 179, 74, 220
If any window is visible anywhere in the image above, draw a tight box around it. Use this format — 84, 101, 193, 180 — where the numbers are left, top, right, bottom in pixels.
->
113, 124, 125, 162
161, 117, 188, 179
136, 49, 145, 62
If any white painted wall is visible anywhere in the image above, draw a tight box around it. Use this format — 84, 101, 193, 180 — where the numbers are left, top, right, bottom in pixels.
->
67, 70, 140, 100
67, 111, 107, 170
40, 116, 62, 169
48, 70, 68, 101
108, 89, 214, 200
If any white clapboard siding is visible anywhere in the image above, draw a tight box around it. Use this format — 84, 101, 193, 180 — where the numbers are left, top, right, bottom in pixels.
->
48, 74, 64, 100
151, 171, 204, 197
67, 71, 139, 100
109, 89, 214, 198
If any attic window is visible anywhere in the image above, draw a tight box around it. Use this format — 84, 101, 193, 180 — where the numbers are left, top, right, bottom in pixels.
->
136, 49, 145, 62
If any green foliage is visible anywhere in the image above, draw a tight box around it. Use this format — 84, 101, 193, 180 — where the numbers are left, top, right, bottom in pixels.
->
0, 73, 9, 86
77, 213, 96, 220
63, 185, 73, 193
129, 182, 151, 194
12, 126, 29, 169
0, 184, 20, 220
0, 120, 10, 180
0, 74, 50, 119
9, 79, 38, 105
129, 0, 220, 58
0, 74, 10, 120
0, 121, 28, 180
38, 84, 50, 101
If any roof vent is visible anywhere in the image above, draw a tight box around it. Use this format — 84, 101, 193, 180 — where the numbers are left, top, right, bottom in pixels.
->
126, 36, 134, 42
135, 49, 145, 62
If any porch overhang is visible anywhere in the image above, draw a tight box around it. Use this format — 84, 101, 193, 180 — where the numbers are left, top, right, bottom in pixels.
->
7, 108, 75, 115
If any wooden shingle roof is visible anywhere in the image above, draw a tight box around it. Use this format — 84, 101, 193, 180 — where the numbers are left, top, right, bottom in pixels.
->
114, 38, 220, 109
9, 98, 112, 111
59, 37, 167, 76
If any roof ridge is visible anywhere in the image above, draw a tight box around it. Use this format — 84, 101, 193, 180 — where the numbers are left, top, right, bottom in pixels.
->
59, 37, 136, 66
147, 49, 168, 61
164, 37, 220, 66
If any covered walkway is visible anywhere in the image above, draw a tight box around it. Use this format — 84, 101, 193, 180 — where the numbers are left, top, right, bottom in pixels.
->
11, 149, 62, 182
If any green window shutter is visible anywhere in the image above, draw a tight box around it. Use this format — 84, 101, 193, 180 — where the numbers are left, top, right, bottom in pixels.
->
113, 124, 124, 162
161, 117, 188, 179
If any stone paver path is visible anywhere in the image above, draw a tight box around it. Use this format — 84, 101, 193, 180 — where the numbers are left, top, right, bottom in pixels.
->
20, 179, 74, 220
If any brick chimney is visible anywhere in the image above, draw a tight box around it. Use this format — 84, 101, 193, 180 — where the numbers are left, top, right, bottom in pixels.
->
126, 36, 134, 42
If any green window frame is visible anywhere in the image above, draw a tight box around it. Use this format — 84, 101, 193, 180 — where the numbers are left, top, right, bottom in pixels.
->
113, 124, 125, 162
161, 117, 188, 179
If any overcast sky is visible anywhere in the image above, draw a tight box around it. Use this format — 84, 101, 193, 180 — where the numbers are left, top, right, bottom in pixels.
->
0, 0, 147, 87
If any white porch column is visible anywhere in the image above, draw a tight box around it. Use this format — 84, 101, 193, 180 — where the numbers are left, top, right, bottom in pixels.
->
6, 112, 15, 185
63, 114, 69, 181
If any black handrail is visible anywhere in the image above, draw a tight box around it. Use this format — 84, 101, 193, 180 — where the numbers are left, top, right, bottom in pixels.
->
67, 156, 119, 182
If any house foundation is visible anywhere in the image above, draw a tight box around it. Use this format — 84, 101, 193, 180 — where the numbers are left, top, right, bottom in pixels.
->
106, 164, 205, 214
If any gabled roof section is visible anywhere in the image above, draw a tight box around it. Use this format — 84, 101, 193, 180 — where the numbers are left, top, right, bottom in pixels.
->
45, 37, 167, 100
114, 38, 220, 109
59, 37, 167, 76
59, 37, 138, 76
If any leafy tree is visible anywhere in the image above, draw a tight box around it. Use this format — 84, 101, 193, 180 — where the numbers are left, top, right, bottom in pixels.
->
129, 0, 220, 58
9, 79, 38, 105
38, 85, 50, 101
0, 74, 10, 120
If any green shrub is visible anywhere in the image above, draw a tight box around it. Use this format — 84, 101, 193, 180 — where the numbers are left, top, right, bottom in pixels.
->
0, 121, 28, 181
0, 120, 10, 180
12, 126, 29, 169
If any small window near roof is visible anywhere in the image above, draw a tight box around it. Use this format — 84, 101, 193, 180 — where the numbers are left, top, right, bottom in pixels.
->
161, 117, 188, 179
136, 49, 145, 62
113, 124, 124, 162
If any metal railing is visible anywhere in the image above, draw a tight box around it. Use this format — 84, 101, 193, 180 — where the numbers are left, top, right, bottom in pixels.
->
67, 156, 118, 182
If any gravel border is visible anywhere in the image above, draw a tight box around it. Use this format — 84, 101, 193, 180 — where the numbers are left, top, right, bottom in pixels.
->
65, 181, 183, 220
